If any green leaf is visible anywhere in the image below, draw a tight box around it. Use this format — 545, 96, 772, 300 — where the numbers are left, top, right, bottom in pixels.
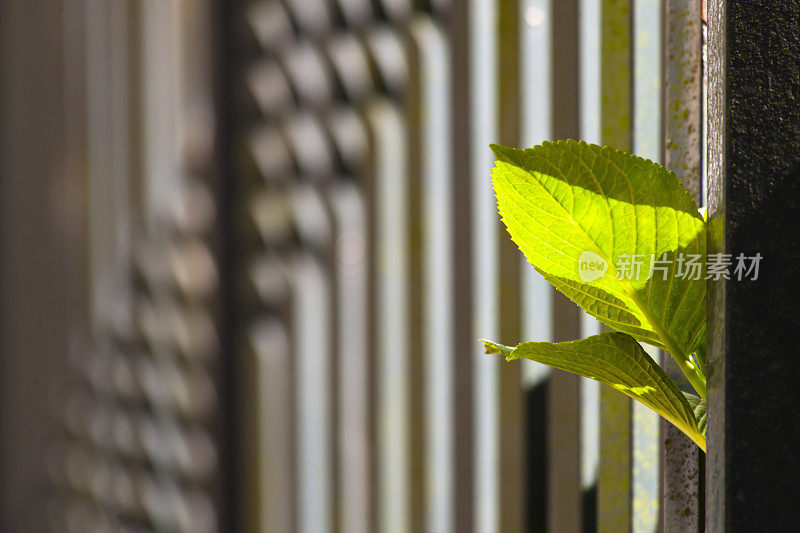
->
481, 332, 706, 451
684, 393, 707, 436
490, 140, 707, 397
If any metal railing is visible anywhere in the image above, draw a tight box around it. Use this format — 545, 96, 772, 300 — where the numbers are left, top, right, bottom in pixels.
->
4, 0, 798, 531
228, 0, 706, 531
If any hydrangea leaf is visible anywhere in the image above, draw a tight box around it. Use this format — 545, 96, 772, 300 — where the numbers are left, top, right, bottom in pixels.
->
482, 332, 705, 451
491, 140, 706, 397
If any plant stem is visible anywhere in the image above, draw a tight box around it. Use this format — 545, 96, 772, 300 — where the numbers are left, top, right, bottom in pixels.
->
622, 286, 707, 401
695, 345, 707, 374
677, 355, 707, 401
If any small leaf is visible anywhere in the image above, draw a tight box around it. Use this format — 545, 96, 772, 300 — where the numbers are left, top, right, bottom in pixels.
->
481, 332, 706, 451
490, 140, 707, 397
683, 393, 707, 436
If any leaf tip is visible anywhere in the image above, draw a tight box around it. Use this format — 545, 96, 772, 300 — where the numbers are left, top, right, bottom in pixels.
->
488, 143, 516, 163
479, 339, 513, 358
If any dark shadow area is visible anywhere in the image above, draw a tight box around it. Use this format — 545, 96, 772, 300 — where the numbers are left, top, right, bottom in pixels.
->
582, 483, 597, 533
525, 381, 547, 533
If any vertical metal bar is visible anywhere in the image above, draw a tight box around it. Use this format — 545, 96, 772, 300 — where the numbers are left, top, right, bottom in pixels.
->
520, 1, 553, 530
330, 183, 371, 533
369, 100, 411, 533
403, 32, 427, 533
497, 0, 526, 531
631, 396, 659, 533
324, 27, 404, 533
410, 17, 455, 533
601, 0, 633, 152
580, 324, 601, 533
328, 186, 343, 533
520, 0, 553, 353
663, 0, 704, 202
579, 3, 602, 529
579, 0, 602, 146
661, 0, 705, 531
548, 1, 584, 532
362, 121, 380, 533
704, 0, 725, 526
449, 0, 475, 529
470, 0, 500, 528
88, 0, 133, 327
661, 433, 703, 533
631, 2, 663, 532
141, 0, 182, 226
598, 1, 634, 531
244, 320, 293, 533
552, 0, 581, 142
707, 1, 800, 530
216, 0, 238, 528
548, 308, 582, 533
0, 0, 79, 528
598, 393, 632, 533
293, 240, 333, 533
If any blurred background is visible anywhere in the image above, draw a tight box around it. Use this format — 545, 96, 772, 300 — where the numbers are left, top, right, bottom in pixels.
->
0, 0, 705, 531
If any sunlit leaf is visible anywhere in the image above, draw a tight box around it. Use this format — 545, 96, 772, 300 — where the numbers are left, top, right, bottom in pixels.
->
491, 140, 706, 396
482, 332, 705, 451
